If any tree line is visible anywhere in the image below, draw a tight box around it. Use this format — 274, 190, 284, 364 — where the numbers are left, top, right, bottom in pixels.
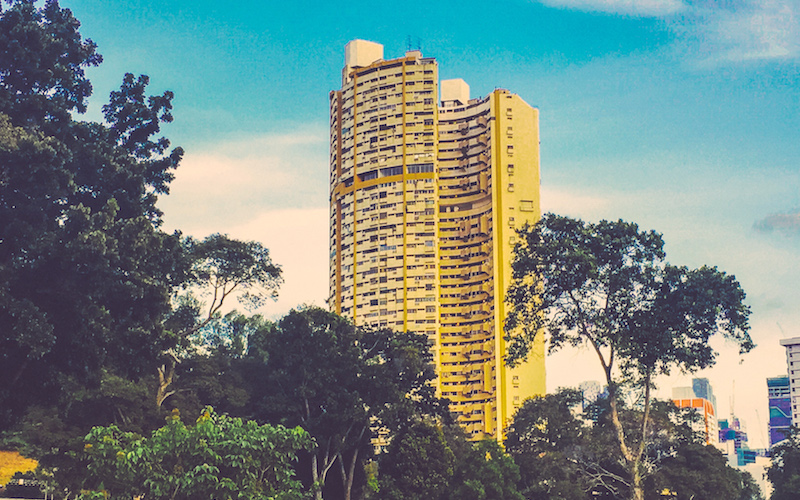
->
0, 1, 791, 499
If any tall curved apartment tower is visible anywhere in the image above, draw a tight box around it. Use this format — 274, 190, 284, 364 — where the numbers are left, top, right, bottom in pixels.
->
329, 40, 545, 439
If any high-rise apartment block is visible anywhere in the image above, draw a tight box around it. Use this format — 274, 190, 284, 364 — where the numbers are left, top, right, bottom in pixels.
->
328, 40, 545, 439
780, 336, 800, 424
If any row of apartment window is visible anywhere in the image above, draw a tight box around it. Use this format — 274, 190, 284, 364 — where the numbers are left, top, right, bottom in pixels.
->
352, 76, 435, 96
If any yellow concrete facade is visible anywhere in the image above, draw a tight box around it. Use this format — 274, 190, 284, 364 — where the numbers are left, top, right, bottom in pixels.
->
329, 40, 545, 439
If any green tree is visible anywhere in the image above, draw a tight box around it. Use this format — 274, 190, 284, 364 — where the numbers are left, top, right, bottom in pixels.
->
378, 421, 455, 500
0, 0, 101, 127
447, 438, 524, 500
0, 5, 285, 486
505, 389, 591, 499
737, 470, 764, 500
0, 0, 186, 437
377, 420, 523, 500
73, 407, 313, 500
156, 234, 282, 408
767, 426, 800, 500
505, 214, 753, 500
250, 307, 444, 500
644, 442, 753, 500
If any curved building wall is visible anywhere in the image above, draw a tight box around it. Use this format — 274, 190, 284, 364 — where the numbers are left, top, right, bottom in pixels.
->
330, 41, 545, 440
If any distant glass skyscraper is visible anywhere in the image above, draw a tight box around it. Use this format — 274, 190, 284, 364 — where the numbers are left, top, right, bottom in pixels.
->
328, 40, 545, 439
672, 377, 719, 445
767, 376, 791, 446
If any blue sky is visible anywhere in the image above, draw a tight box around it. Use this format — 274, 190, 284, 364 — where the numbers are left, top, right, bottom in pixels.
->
62, 0, 800, 449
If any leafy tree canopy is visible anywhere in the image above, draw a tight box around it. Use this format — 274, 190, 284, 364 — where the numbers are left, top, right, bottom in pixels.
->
0, 0, 186, 433
446, 438, 523, 500
504, 389, 589, 499
72, 408, 313, 500
248, 307, 446, 500
378, 421, 455, 500
506, 388, 757, 500
505, 214, 752, 500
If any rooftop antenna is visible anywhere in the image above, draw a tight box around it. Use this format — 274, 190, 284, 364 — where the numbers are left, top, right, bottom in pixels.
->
406, 35, 422, 52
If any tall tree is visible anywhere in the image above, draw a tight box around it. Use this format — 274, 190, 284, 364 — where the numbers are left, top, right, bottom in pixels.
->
156, 234, 282, 408
446, 438, 524, 500
0, 0, 101, 127
0, 0, 186, 433
249, 307, 444, 500
378, 421, 455, 500
504, 389, 591, 499
0, 4, 284, 476
644, 441, 754, 500
505, 214, 753, 500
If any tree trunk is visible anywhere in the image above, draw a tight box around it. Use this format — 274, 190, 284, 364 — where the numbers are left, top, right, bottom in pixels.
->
631, 467, 644, 500
338, 447, 360, 500
311, 452, 323, 500
155, 355, 177, 407
606, 377, 654, 500
339, 424, 366, 500
606, 381, 642, 500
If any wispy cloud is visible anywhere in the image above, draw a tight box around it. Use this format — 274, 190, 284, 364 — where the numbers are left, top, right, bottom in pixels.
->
676, 0, 800, 65
535, 0, 800, 64
158, 126, 328, 234
538, 0, 687, 17
540, 186, 611, 218
754, 209, 800, 235
156, 126, 331, 318
224, 207, 330, 318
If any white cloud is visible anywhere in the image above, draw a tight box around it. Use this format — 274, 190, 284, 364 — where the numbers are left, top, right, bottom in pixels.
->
156, 126, 331, 319
540, 186, 611, 217
535, 0, 800, 64
538, 0, 687, 17
222, 207, 330, 319
675, 0, 800, 65
159, 127, 328, 234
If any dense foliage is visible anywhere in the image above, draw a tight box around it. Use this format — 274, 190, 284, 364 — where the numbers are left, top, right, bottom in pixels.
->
74, 408, 313, 500
0, 0, 185, 434
505, 389, 761, 500
377, 421, 523, 500
246, 307, 448, 500
505, 214, 753, 500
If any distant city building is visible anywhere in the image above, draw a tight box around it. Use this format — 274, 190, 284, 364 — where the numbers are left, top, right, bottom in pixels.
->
672, 378, 719, 445
719, 417, 751, 465
780, 336, 800, 424
578, 380, 607, 422
719, 416, 771, 495
690, 377, 717, 412
719, 417, 768, 466
767, 376, 792, 447
329, 40, 545, 440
